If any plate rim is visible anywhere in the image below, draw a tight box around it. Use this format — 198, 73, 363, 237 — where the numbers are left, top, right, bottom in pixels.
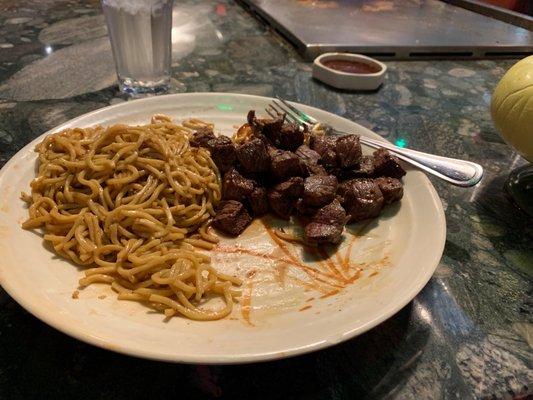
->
0, 92, 446, 364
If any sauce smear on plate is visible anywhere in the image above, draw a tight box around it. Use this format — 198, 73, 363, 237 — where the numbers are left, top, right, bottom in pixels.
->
322, 59, 381, 74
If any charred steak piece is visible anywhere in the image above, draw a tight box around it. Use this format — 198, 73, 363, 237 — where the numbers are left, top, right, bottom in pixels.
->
295, 144, 321, 166
340, 155, 375, 180
375, 177, 403, 204
248, 186, 269, 216
295, 198, 317, 217
269, 148, 306, 180
236, 138, 270, 174
207, 136, 236, 174
310, 135, 337, 168
268, 177, 303, 219
305, 223, 343, 246
373, 148, 406, 179
190, 126, 215, 148
275, 123, 304, 151
335, 135, 362, 168
312, 199, 347, 226
213, 200, 252, 236
306, 163, 328, 176
338, 178, 384, 222
222, 168, 254, 202
302, 175, 338, 207
304, 200, 347, 245
247, 110, 284, 140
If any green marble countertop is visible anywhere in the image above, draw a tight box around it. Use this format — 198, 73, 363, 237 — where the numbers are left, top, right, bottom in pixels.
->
0, 1, 531, 399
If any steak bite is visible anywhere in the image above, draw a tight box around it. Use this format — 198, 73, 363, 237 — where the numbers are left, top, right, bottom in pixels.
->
236, 138, 270, 174
247, 110, 284, 140
268, 177, 303, 219
296, 144, 328, 176
372, 148, 406, 179
207, 136, 236, 173
222, 168, 254, 202
338, 178, 384, 222
295, 198, 317, 216
190, 126, 215, 148
248, 186, 269, 216
305, 223, 343, 246
312, 199, 347, 226
275, 123, 304, 151
340, 155, 375, 181
335, 134, 362, 168
304, 200, 347, 246
295, 144, 321, 166
269, 148, 306, 180
302, 175, 338, 207
375, 177, 403, 204
310, 135, 337, 168
306, 163, 328, 176
212, 200, 252, 236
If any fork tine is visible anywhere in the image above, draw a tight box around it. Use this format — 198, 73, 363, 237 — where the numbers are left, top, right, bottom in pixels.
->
265, 103, 301, 125
264, 107, 277, 119
266, 104, 281, 117
276, 97, 318, 124
272, 99, 308, 126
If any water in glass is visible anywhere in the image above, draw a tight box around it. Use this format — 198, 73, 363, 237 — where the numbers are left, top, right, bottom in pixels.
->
102, 0, 173, 95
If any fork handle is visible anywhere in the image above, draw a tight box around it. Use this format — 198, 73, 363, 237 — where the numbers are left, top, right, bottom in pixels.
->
333, 129, 483, 187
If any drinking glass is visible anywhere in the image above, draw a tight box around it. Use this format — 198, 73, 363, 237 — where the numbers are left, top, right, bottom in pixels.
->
102, 0, 173, 95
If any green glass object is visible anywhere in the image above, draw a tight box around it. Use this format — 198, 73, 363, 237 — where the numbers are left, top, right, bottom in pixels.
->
505, 163, 533, 217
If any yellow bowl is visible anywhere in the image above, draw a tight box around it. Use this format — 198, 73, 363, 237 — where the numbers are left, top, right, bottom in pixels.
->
491, 56, 533, 162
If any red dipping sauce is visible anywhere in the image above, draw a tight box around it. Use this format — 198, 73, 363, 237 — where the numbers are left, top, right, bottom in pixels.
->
322, 59, 381, 74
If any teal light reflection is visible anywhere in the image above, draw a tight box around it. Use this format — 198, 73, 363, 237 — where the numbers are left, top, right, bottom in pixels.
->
395, 138, 407, 148
217, 103, 233, 111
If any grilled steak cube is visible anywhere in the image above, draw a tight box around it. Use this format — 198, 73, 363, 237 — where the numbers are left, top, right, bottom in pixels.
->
236, 138, 270, 174
305, 223, 343, 246
222, 168, 254, 202
247, 110, 284, 140
267, 177, 303, 219
295, 198, 317, 216
207, 136, 236, 173
340, 156, 375, 180
190, 126, 216, 148
248, 186, 269, 216
269, 148, 306, 180
310, 135, 337, 168
375, 177, 403, 204
312, 199, 347, 226
306, 164, 328, 176
275, 123, 304, 151
304, 200, 347, 245
302, 175, 338, 207
373, 148, 406, 179
213, 200, 252, 236
295, 144, 321, 165
335, 134, 362, 168
338, 178, 384, 222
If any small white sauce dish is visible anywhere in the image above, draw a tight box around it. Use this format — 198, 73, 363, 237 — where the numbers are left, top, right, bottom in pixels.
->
312, 53, 387, 91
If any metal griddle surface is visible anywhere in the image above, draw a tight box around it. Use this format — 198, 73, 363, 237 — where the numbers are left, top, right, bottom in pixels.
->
239, 0, 533, 60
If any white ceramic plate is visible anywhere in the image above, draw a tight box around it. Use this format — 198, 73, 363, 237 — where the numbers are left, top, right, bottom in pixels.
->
0, 93, 445, 364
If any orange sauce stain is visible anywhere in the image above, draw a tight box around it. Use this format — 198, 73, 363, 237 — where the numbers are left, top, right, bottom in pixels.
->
369, 271, 379, 277
343, 235, 358, 271
320, 289, 340, 299
215, 218, 389, 322
240, 280, 254, 326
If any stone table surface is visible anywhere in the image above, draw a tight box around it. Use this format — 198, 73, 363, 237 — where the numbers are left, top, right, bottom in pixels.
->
0, 1, 531, 399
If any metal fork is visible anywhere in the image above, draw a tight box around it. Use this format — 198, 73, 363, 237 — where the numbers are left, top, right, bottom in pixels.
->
266, 98, 483, 187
